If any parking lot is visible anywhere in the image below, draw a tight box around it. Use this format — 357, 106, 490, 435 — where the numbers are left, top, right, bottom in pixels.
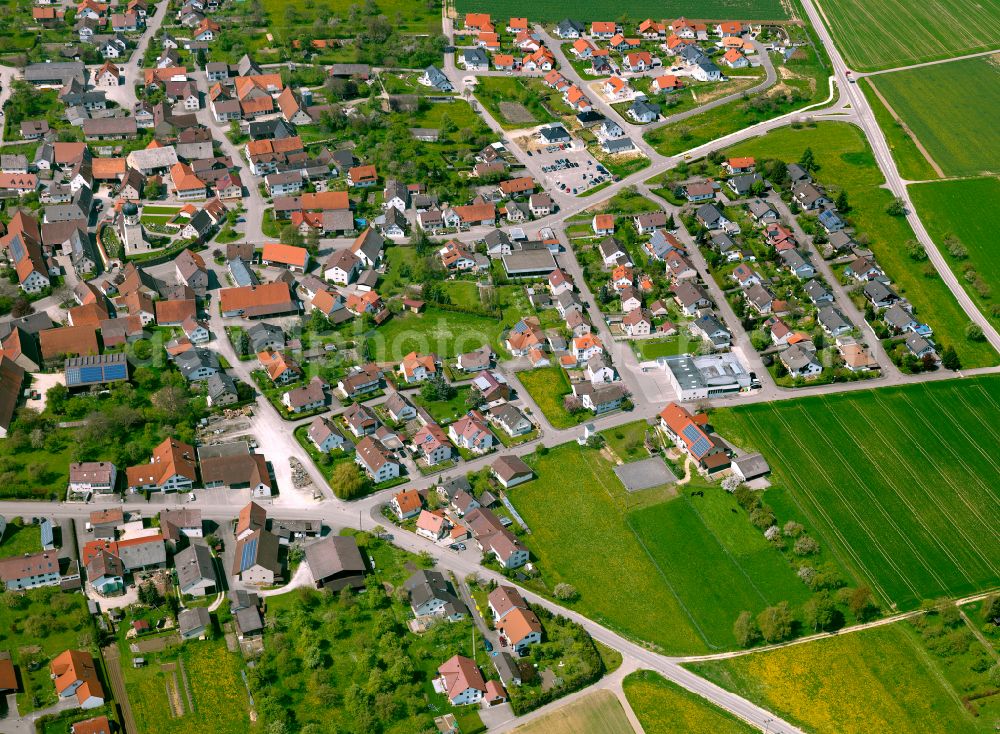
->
524, 141, 610, 195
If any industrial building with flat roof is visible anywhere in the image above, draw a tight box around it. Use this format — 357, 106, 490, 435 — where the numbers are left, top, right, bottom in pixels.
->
659, 352, 752, 401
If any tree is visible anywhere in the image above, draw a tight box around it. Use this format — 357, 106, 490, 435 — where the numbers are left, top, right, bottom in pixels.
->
965, 322, 985, 342
465, 388, 485, 410
798, 147, 816, 172
420, 375, 456, 402
846, 586, 878, 622
793, 535, 820, 556
756, 602, 794, 643
940, 345, 961, 371
331, 462, 371, 500
554, 583, 578, 601
934, 597, 961, 627
885, 197, 906, 216
905, 239, 927, 261
803, 592, 837, 632
734, 610, 759, 647
835, 190, 850, 212
152, 386, 189, 419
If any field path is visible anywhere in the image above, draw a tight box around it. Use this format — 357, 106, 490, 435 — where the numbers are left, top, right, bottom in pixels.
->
102, 644, 138, 734
866, 80, 944, 178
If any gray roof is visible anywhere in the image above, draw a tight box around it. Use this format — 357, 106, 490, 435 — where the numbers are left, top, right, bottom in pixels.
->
178, 606, 210, 635
303, 535, 365, 581
733, 452, 769, 479
404, 569, 467, 616
463, 48, 488, 66
207, 371, 238, 401
884, 303, 916, 330
117, 537, 166, 570
175, 543, 216, 592
817, 306, 851, 333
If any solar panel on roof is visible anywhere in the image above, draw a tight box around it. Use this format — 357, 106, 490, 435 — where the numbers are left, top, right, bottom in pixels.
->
80, 366, 103, 383
681, 424, 701, 441
690, 437, 712, 458
240, 537, 258, 572
105, 364, 128, 379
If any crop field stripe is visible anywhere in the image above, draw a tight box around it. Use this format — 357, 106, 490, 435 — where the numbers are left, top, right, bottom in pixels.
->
920, 389, 1000, 482
887, 391, 1000, 512
868, 390, 1000, 540
789, 404, 954, 595
827, 396, 993, 583
741, 410, 893, 603
951, 387, 1000, 449
851, 394, 1000, 563
820, 400, 979, 585
760, 406, 923, 601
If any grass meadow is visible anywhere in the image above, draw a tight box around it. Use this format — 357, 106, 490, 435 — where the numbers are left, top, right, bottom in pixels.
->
910, 176, 1000, 329
723, 122, 999, 368
367, 308, 503, 361
455, 0, 789, 22
514, 367, 587, 430
623, 670, 757, 734
817, 0, 1000, 71
510, 690, 634, 734
688, 622, 993, 733
869, 57, 1000, 177
511, 442, 822, 653
710, 376, 1000, 611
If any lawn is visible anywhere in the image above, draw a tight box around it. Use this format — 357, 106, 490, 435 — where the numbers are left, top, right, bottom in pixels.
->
868, 57, 1000, 177
123, 637, 251, 734
632, 337, 691, 361
261, 0, 441, 36
514, 367, 587, 430
413, 385, 472, 425
0, 518, 41, 557
367, 308, 503, 361
600, 420, 652, 462
859, 78, 938, 181
455, 0, 788, 22
688, 622, 994, 733
709, 376, 1000, 611
910, 176, 1000, 329
816, 0, 1000, 71
722, 122, 998, 368
510, 690, 634, 734
644, 43, 829, 157
623, 670, 757, 734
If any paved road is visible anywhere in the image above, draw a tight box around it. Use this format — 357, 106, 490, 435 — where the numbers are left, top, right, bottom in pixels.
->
101, 0, 171, 111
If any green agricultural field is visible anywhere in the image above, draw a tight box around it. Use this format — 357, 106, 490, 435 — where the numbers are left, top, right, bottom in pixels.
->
366, 308, 503, 361
689, 622, 995, 734
816, 0, 1000, 71
869, 57, 1000, 176
859, 79, 938, 181
511, 690, 634, 734
710, 376, 1000, 611
910, 177, 1000, 329
623, 670, 757, 734
514, 367, 587, 430
262, 0, 441, 36
723, 122, 998, 368
124, 638, 251, 734
455, 0, 788, 22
